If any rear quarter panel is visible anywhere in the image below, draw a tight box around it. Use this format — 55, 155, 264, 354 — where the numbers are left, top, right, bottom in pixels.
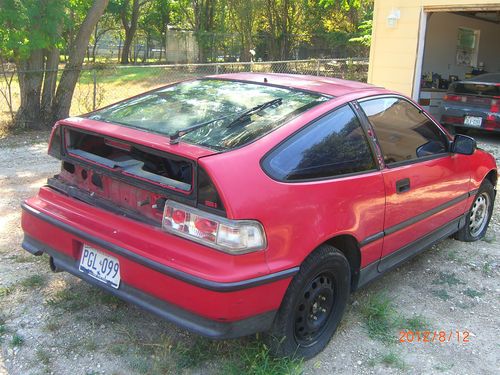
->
200, 97, 386, 272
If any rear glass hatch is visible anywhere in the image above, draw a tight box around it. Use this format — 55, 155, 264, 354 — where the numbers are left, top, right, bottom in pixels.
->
85, 78, 329, 151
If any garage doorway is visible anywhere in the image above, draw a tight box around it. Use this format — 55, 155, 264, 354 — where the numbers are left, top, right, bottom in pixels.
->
413, 8, 500, 124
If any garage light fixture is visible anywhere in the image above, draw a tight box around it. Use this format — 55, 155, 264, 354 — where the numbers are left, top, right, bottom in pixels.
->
387, 8, 400, 28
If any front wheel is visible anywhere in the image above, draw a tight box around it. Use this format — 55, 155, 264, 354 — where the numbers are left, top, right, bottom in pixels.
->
266, 245, 350, 359
455, 179, 495, 242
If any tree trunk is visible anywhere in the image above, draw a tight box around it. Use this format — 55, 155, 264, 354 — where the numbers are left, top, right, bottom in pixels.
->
52, 0, 109, 122
92, 20, 99, 63
120, 0, 140, 64
15, 50, 44, 129
41, 47, 60, 124
121, 28, 133, 64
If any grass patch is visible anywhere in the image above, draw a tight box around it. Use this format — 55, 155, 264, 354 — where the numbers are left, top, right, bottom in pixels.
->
111, 333, 301, 375
360, 293, 397, 344
0, 316, 6, 343
432, 289, 452, 301
222, 341, 303, 375
403, 314, 430, 332
127, 356, 154, 375
43, 321, 60, 333
432, 272, 464, 286
175, 337, 225, 369
83, 337, 98, 351
13, 255, 37, 263
46, 284, 126, 312
36, 348, 51, 366
381, 351, 406, 369
446, 250, 464, 264
482, 261, 493, 276
19, 274, 46, 289
464, 288, 484, 298
0, 285, 15, 297
10, 333, 24, 347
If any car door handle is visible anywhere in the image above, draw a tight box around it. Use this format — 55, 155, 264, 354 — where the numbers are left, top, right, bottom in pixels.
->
396, 178, 411, 194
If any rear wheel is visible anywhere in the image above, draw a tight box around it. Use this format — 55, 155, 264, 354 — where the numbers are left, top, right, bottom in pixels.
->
267, 245, 350, 359
455, 180, 494, 242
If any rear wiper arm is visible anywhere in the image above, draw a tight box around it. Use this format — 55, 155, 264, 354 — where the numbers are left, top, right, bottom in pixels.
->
169, 98, 283, 144
169, 113, 235, 144
226, 98, 283, 128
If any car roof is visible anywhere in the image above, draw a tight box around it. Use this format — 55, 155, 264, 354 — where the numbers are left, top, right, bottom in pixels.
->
207, 72, 385, 97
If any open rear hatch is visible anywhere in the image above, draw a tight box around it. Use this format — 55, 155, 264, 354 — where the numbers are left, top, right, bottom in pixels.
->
47, 122, 225, 227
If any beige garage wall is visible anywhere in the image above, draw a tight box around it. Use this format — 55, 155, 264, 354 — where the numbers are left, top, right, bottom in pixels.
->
368, 0, 500, 96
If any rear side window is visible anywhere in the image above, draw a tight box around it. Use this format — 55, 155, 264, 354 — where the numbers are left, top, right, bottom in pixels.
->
262, 105, 376, 181
359, 97, 448, 165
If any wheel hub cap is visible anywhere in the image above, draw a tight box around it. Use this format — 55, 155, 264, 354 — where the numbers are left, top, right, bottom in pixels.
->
469, 192, 490, 237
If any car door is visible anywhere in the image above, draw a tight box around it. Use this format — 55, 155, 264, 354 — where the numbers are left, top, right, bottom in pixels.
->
358, 96, 472, 272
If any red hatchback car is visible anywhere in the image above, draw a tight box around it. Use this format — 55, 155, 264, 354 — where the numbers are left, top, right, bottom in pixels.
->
21, 73, 496, 358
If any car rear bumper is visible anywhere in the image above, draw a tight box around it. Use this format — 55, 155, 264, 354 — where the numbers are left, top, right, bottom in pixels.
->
441, 112, 500, 131
22, 235, 276, 339
21, 187, 296, 338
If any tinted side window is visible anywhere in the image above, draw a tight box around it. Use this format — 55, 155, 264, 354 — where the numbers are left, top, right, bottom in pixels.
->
263, 105, 376, 181
359, 97, 448, 164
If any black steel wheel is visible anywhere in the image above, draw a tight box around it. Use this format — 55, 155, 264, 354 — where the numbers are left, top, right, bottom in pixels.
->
293, 272, 335, 346
267, 244, 350, 359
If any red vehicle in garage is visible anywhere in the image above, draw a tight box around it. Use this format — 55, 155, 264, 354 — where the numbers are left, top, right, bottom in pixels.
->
21, 73, 497, 358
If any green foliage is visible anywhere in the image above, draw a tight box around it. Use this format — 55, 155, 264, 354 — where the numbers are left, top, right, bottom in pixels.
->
381, 351, 406, 369
0, 0, 66, 60
349, 19, 372, 46
10, 333, 24, 347
223, 341, 303, 375
404, 314, 430, 332
19, 274, 45, 289
360, 293, 397, 343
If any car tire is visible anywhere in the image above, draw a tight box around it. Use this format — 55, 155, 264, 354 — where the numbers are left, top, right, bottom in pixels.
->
454, 179, 495, 242
266, 244, 350, 359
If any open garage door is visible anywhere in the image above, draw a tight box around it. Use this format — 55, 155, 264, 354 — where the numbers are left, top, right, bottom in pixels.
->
416, 8, 500, 132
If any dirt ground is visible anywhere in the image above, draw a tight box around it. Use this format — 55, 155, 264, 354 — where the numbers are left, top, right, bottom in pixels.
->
0, 130, 498, 375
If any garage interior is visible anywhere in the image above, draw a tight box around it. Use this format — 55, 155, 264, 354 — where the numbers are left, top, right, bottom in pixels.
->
417, 9, 500, 120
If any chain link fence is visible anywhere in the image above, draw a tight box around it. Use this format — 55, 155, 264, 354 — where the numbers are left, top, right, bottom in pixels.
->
1, 58, 368, 129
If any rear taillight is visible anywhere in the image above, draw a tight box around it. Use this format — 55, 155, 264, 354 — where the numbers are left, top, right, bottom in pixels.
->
490, 99, 499, 113
162, 200, 266, 254
48, 124, 62, 159
444, 94, 466, 103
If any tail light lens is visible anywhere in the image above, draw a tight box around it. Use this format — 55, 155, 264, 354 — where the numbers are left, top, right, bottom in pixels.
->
490, 99, 499, 113
162, 200, 266, 254
444, 94, 466, 103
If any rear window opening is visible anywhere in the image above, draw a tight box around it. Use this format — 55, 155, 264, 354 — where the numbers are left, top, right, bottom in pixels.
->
64, 128, 193, 192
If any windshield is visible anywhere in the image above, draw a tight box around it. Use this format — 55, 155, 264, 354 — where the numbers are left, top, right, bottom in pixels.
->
87, 79, 328, 150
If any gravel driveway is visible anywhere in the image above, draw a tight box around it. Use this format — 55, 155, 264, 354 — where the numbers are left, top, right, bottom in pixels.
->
0, 130, 499, 375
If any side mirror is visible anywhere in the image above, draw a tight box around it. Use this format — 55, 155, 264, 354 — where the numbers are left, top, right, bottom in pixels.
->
451, 134, 476, 155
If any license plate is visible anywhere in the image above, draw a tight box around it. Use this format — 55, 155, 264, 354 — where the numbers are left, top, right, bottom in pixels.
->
464, 116, 482, 127
79, 244, 121, 289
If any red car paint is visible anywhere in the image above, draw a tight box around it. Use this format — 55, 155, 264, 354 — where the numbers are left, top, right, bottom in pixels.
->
21, 73, 497, 338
